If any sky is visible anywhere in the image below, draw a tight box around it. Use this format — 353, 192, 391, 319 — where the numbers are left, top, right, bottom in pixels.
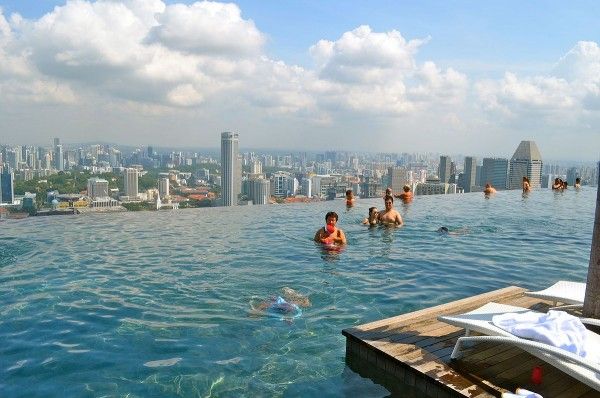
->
0, 0, 599, 160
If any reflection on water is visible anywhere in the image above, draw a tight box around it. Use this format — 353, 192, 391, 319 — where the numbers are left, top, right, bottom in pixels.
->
0, 188, 595, 397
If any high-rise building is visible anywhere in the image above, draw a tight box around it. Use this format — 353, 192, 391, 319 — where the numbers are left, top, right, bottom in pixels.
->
388, 166, 408, 193
53, 137, 60, 148
54, 144, 64, 171
1, 168, 14, 204
481, 158, 508, 190
158, 177, 170, 199
438, 156, 451, 183
123, 168, 139, 198
508, 140, 543, 189
301, 178, 312, 197
462, 156, 477, 193
87, 178, 109, 199
248, 178, 270, 205
220, 132, 240, 206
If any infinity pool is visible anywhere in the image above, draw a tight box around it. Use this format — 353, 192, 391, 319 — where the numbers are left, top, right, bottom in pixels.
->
0, 188, 595, 397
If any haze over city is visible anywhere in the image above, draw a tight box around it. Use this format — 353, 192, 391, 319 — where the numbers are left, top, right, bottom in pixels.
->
0, 0, 599, 160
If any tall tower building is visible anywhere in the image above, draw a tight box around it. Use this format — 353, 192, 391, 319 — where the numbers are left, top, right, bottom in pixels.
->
388, 167, 407, 193
509, 140, 543, 189
54, 144, 64, 171
481, 158, 508, 190
462, 157, 477, 193
438, 156, 451, 183
220, 132, 240, 206
0, 168, 14, 204
123, 168, 139, 198
53, 137, 60, 148
158, 177, 170, 199
248, 178, 270, 205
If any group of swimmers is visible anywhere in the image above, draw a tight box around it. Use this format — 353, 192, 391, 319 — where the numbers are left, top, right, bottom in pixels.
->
552, 177, 581, 190
314, 188, 407, 246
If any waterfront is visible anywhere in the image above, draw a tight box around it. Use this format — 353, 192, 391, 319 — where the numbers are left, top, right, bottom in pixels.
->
0, 188, 595, 397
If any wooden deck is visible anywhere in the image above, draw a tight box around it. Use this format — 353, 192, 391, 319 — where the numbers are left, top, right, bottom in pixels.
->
342, 286, 600, 398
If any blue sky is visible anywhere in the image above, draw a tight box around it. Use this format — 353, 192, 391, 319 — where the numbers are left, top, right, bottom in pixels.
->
0, 0, 598, 160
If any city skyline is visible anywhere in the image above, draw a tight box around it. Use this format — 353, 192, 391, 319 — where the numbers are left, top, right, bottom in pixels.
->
0, 1, 599, 160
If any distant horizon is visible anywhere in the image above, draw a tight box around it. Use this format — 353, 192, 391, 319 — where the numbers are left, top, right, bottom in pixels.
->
1, 1, 599, 160
2, 138, 596, 166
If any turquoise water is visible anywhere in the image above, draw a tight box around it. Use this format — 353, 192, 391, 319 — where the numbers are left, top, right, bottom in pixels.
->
1, 188, 596, 397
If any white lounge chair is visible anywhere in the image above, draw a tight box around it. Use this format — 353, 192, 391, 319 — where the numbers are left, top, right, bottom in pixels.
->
438, 302, 600, 391
525, 281, 586, 310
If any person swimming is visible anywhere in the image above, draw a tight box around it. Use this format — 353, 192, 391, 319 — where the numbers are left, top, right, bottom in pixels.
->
363, 207, 379, 226
438, 226, 449, 234
345, 189, 355, 207
314, 211, 347, 245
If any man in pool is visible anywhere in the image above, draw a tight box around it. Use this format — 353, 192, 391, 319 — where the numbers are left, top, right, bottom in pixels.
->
378, 195, 403, 226
395, 185, 413, 203
314, 211, 347, 245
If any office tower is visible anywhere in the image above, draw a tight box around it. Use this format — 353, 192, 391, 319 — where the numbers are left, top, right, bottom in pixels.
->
508, 140, 543, 189
271, 171, 293, 197
462, 157, 477, 193
54, 144, 64, 171
53, 137, 60, 148
388, 167, 407, 192
481, 158, 508, 190
248, 178, 270, 205
87, 178, 109, 199
158, 177, 170, 199
123, 168, 139, 198
301, 178, 312, 197
147, 146, 154, 158
220, 132, 240, 206
1, 168, 14, 204
251, 160, 262, 175
438, 156, 451, 183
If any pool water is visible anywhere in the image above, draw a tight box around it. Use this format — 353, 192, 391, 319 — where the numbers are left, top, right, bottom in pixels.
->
0, 188, 595, 397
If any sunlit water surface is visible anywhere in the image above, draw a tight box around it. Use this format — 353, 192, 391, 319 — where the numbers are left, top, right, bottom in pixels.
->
0, 188, 595, 397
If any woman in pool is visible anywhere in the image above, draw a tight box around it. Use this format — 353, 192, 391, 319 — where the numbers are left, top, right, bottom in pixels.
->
345, 189, 355, 207
363, 207, 379, 226
314, 211, 347, 245
522, 176, 531, 192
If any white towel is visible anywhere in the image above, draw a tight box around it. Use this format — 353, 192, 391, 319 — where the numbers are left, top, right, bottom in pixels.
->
492, 310, 589, 358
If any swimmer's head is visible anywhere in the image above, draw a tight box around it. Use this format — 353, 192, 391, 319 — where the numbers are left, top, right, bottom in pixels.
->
368, 207, 378, 216
438, 226, 449, 233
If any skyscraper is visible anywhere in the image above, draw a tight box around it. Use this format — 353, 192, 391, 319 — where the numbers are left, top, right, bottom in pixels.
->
220, 132, 240, 206
438, 156, 451, 183
509, 140, 543, 189
462, 156, 477, 193
388, 166, 407, 192
158, 177, 170, 199
248, 178, 270, 205
1, 168, 14, 204
123, 168, 139, 198
481, 158, 508, 190
54, 144, 64, 171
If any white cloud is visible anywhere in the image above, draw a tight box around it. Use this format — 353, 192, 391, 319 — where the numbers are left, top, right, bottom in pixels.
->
147, 1, 264, 57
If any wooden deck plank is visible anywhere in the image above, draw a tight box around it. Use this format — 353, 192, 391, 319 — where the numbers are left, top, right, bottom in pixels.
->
343, 286, 600, 398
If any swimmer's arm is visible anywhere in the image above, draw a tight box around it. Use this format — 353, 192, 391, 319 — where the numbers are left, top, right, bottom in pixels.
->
395, 212, 403, 226
336, 230, 347, 245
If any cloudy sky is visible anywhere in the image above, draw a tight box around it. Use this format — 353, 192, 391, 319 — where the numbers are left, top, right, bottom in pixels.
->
0, 0, 599, 160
